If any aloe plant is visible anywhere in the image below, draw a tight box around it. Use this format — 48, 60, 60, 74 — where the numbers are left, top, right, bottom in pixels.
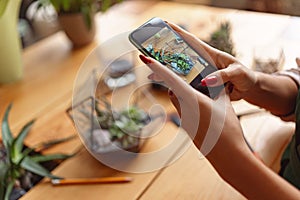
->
0, 104, 74, 200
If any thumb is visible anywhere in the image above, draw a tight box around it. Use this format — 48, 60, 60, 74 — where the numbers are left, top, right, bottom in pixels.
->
201, 63, 239, 87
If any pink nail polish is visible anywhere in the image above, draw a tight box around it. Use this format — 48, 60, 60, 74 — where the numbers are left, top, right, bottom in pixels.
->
139, 54, 152, 64
201, 76, 217, 86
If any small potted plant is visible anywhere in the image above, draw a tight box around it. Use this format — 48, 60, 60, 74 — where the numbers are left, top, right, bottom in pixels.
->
68, 97, 151, 154
207, 21, 235, 56
0, 104, 75, 200
39, 0, 123, 46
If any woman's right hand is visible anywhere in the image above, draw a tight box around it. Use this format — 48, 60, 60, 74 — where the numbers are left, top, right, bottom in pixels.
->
167, 22, 257, 101
201, 63, 257, 101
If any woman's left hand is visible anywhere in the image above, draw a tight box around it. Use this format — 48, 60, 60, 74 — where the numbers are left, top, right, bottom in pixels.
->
139, 54, 250, 158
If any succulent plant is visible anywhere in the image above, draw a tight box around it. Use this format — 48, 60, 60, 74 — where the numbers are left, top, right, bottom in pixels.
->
95, 98, 150, 150
0, 104, 74, 200
208, 22, 235, 56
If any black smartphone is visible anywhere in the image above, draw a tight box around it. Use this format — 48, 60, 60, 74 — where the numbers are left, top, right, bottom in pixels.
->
129, 17, 223, 98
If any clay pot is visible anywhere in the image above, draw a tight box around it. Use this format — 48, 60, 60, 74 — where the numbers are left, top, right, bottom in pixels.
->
58, 13, 96, 47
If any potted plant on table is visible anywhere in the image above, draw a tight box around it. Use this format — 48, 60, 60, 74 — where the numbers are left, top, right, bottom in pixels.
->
67, 97, 151, 154
0, 104, 75, 200
207, 21, 235, 56
39, 0, 123, 46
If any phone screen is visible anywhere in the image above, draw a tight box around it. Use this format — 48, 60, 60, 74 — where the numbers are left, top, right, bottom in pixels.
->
140, 26, 209, 84
129, 18, 223, 98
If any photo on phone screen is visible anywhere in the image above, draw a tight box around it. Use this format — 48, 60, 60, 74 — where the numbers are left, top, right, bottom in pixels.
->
129, 17, 223, 98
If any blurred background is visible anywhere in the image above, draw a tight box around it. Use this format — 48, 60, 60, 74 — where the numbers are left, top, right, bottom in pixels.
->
19, 0, 300, 48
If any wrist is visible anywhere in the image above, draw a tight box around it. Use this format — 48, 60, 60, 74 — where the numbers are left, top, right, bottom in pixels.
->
243, 71, 262, 100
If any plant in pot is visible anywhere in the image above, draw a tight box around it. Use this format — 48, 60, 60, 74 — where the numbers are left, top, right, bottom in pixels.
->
0, 104, 75, 200
207, 21, 235, 56
38, 0, 123, 46
95, 98, 150, 152
68, 97, 151, 154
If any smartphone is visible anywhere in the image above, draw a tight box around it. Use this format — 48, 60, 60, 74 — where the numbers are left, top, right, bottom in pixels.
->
129, 17, 223, 98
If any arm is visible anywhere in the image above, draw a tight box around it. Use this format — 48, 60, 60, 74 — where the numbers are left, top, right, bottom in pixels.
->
202, 64, 299, 118
209, 140, 300, 200
167, 22, 299, 118
244, 72, 298, 117
140, 54, 300, 199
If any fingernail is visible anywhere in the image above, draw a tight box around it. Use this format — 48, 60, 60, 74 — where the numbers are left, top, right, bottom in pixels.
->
139, 54, 152, 64
201, 76, 217, 86
168, 90, 174, 97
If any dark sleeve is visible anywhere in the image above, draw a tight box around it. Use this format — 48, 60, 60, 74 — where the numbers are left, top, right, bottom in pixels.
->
278, 68, 300, 189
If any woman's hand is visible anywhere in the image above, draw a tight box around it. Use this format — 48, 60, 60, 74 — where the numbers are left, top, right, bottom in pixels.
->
167, 22, 258, 101
139, 54, 300, 200
201, 63, 257, 101
140, 54, 248, 158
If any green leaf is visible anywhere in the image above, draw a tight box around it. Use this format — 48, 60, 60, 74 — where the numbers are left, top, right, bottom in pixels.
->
0, 161, 9, 182
2, 104, 13, 150
0, 0, 9, 17
0, 184, 4, 200
16, 147, 34, 166
50, 0, 61, 12
81, 5, 92, 30
4, 181, 14, 200
34, 135, 76, 152
21, 157, 61, 179
0, 162, 9, 198
101, 0, 111, 12
12, 120, 35, 161
62, 0, 71, 11
30, 153, 74, 163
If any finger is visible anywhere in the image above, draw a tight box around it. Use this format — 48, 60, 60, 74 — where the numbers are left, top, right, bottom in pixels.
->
201, 63, 244, 87
166, 21, 217, 65
139, 54, 193, 98
148, 73, 164, 82
201, 68, 231, 87
168, 90, 181, 117
167, 21, 235, 69
167, 21, 212, 53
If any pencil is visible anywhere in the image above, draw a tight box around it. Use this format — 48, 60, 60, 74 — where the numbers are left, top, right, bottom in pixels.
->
51, 177, 133, 185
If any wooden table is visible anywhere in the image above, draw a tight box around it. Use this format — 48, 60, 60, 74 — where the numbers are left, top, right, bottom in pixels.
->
1, 1, 300, 199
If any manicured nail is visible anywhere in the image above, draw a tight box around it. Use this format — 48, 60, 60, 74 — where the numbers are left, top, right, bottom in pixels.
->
168, 90, 174, 97
201, 76, 217, 86
139, 54, 152, 64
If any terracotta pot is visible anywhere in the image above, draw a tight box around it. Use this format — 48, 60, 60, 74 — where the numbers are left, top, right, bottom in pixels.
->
58, 13, 96, 47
